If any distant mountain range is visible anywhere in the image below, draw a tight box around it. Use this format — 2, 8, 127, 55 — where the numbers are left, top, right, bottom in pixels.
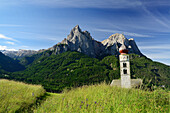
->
1, 25, 142, 59
0, 49, 44, 59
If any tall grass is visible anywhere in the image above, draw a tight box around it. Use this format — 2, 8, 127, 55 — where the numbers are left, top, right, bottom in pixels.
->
34, 83, 169, 113
0, 79, 45, 113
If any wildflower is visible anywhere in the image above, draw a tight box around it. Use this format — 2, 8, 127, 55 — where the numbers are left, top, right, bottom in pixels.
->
87, 104, 89, 107
95, 101, 97, 104
86, 98, 88, 101
32, 92, 34, 96
81, 101, 84, 103
80, 105, 81, 109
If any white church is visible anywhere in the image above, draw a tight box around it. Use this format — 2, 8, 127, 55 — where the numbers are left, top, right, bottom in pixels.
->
110, 42, 142, 88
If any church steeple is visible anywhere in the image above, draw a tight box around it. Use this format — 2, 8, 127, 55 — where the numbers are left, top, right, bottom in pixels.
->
119, 42, 131, 88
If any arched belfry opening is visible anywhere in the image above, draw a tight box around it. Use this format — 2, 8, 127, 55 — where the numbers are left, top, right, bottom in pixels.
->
123, 63, 127, 67
123, 69, 127, 74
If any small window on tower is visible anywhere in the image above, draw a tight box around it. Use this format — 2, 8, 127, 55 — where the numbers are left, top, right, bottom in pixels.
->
123, 63, 127, 67
123, 69, 127, 74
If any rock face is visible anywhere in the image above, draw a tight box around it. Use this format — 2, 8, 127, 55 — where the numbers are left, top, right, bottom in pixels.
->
101, 33, 142, 55
48, 25, 105, 57
48, 25, 142, 58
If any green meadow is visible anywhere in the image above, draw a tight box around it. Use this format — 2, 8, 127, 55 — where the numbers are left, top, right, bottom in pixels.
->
35, 83, 169, 113
0, 80, 169, 113
0, 79, 45, 113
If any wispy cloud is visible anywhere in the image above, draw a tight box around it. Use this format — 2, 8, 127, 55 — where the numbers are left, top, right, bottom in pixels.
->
139, 44, 170, 64
0, 34, 19, 42
0, 34, 18, 42
6, 41, 15, 45
32, 0, 143, 8
19, 32, 62, 42
0, 45, 7, 50
1, 0, 169, 9
146, 51, 170, 59
0, 45, 17, 51
141, 2, 170, 29
139, 44, 170, 50
146, 51, 170, 65
142, 0, 170, 7
94, 28, 152, 37
0, 0, 142, 9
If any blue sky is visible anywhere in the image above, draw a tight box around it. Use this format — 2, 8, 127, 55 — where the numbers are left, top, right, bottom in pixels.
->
0, 0, 170, 65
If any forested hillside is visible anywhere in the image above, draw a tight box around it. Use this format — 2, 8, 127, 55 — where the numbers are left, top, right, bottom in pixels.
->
7, 51, 169, 92
0, 52, 25, 76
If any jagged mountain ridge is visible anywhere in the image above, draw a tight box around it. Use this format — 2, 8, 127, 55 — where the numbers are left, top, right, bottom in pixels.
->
1, 49, 45, 59
2, 25, 142, 59
48, 25, 142, 58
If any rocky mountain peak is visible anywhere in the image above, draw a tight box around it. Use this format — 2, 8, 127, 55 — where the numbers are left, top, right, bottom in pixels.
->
101, 33, 129, 47
4, 26, 143, 59
66, 25, 92, 42
57, 26, 142, 58
72, 25, 81, 32
48, 26, 142, 58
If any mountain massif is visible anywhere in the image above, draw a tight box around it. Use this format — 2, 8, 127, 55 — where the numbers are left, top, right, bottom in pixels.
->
0, 25, 169, 92
48, 25, 142, 58
2, 25, 142, 59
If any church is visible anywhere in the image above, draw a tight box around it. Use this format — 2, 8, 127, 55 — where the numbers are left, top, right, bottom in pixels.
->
110, 42, 142, 88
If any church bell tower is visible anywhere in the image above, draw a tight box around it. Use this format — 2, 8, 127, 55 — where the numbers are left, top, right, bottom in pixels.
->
119, 43, 131, 88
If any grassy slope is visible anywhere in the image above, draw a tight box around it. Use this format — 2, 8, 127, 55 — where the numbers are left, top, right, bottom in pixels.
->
34, 83, 169, 113
0, 79, 45, 113
8, 51, 170, 92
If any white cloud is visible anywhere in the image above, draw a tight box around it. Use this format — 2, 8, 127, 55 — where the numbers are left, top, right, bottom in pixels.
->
0, 45, 7, 50
6, 48, 17, 51
0, 34, 18, 42
6, 41, 15, 45
94, 28, 152, 37
0, 45, 17, 51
